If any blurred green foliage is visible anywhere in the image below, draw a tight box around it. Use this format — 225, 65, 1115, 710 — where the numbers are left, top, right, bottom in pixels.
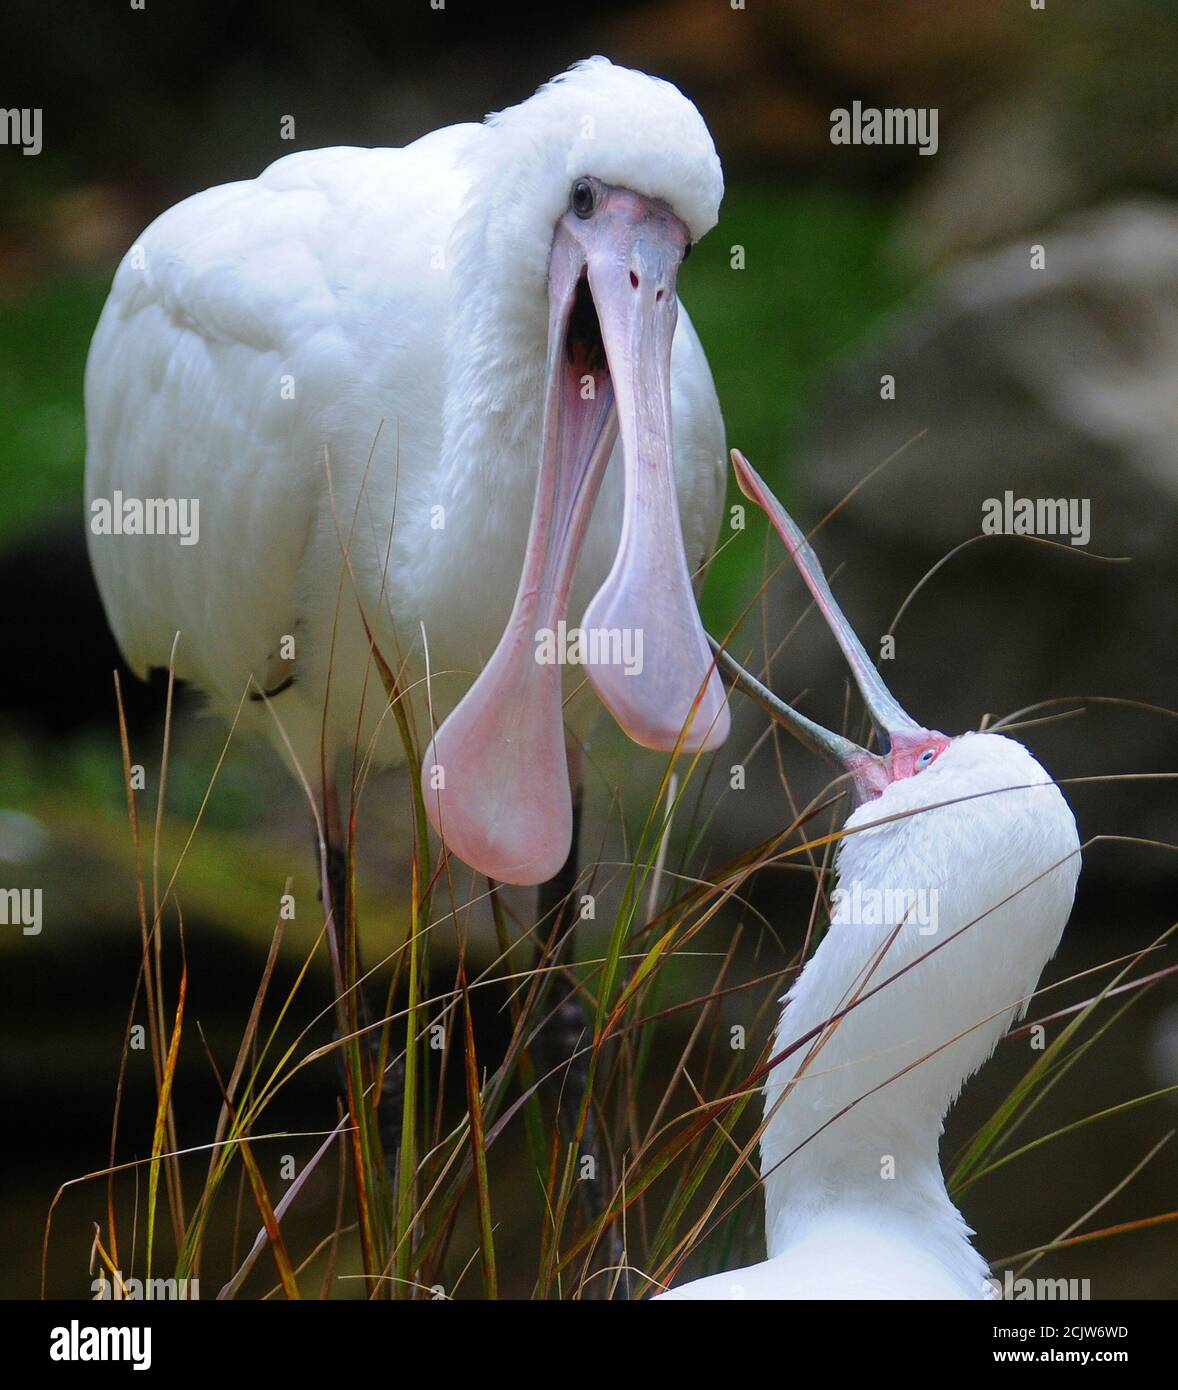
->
669, 184, 912, 628
0, 274, 109, 552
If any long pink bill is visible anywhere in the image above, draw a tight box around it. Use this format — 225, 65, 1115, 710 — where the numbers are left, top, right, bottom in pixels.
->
578, 205, 730, 756
421, 237, 616, 885
731, 449, 923, 744
423, 190, 731, 885
719, 449, 948, 804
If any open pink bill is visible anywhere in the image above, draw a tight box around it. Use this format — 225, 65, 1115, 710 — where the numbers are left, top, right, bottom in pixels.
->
423, 188, 730, 884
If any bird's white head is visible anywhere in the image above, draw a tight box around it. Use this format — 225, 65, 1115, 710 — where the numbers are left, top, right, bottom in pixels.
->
425, 60, 729, 882
483, 56, 723, 253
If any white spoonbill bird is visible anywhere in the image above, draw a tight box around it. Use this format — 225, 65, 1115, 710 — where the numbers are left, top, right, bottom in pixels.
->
85, 56, 728, 889
84, 59, 730, 1157
658, 451, 1081, 1300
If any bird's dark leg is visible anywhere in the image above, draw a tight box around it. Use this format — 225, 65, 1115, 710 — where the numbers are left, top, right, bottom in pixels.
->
530, 744, 612, 1240
318, 779, 402, 1184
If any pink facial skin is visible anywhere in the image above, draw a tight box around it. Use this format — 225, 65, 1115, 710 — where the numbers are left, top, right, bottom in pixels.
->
844, 731, 954, 804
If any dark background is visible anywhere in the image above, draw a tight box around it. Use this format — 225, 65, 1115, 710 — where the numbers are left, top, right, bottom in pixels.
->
1, 0, 1176, 1298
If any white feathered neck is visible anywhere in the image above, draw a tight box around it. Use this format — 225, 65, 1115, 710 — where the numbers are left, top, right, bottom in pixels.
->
759, 732, 1081, 1290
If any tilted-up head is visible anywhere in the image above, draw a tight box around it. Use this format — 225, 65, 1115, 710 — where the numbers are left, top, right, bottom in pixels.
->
424, 60, 730, 883
716, 450, 952, 804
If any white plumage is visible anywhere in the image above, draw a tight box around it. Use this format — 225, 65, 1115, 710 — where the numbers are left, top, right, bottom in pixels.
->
85, 58, 729, 881
658, 454, 1081, 1300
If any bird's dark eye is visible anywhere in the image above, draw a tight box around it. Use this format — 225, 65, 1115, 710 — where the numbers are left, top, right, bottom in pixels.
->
571, 178, 595, 219
917, 748, 937, 769
683, 241, 693, 261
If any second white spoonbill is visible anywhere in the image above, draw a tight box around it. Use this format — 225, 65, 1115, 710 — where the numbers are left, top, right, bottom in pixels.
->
657, 452, 1081, 1299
